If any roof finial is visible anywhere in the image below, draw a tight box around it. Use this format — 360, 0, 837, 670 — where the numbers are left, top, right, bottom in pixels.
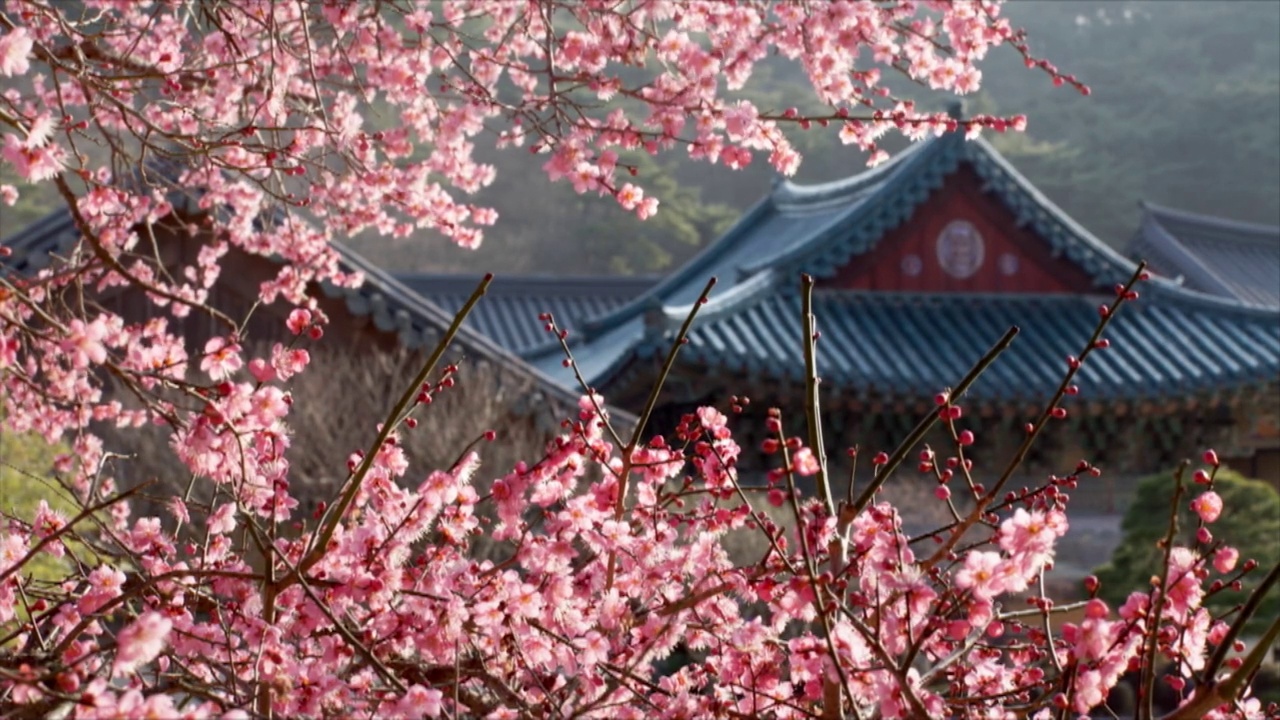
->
946, 100, 965, 120
642, 296, 666, 330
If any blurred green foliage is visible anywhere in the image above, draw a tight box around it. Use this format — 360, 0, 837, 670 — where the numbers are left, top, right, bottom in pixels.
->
0, 429, 82, 602
1094, 468, 1280, 636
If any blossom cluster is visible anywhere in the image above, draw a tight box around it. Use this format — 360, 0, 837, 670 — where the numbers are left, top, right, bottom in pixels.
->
0, 371, 1269, 718
0, 2, 1268, 718
0, 0, 1073, 530
0, 0, 1067, 298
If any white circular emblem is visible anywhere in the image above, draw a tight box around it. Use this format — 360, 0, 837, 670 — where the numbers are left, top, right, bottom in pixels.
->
900, 253, 923, 277
998, 252, 1019, 276
936, 220, 985, 279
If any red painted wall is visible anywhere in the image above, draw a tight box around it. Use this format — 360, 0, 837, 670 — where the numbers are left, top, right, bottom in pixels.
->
825, 165, 1097, 294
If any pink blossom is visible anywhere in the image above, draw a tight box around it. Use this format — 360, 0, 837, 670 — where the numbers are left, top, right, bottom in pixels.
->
635, 196, 659, 220
248, 357, 277, 383
1163, 547, 1205, 615
955, 551, 1007, 601
386, 684, 443, 718
0, 27, 33, 77
200, 336, 242, 380
79, 565, 127, 614
271, 343, 309, 380
60, 318, 109, 369
791, 447, 820, 476
112, 612, 173, 677
0, 533, 26, 573
167, 497, 190, 525
208, 503, 237, 535
1190, 490, 1223, 523
1, 133, 64, 181
617, 183, 644, 210
1213, 546, 1239, 574
286, 308, 312, 335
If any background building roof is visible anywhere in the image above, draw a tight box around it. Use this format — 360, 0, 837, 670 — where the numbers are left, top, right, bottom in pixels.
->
1, 209, 624, 426
509, 133, 1280, 405
398, 273, 656, 355
1129, 202, 1280, 309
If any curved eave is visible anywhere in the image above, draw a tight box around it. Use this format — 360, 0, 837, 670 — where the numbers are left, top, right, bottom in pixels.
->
403, 272, 658, 357
527, 315, 652, 392
743, 133, 959, 278
658, 268, 784, 327
768, 138, 932, 207
398, 272, 659, 299
1131, 212, 1237, 300
1141, 275, 1280, 318
1132, 202, 1280, 309
573, 143, 935, 336
1141, 201, 1280, 241
579, 195, 778, 336
309, 244, 638, 423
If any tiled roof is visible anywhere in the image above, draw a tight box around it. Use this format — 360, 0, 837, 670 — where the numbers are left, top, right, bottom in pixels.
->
0, 205, 81, 275
521, 133, 1280, 404
1, 209, 615, 422
398, 273, 656, 355
631, 289, 1280, 403
1129, 202, 1280, 309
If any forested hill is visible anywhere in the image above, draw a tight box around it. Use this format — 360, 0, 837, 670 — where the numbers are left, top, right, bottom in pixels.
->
3, 2, 1276, 278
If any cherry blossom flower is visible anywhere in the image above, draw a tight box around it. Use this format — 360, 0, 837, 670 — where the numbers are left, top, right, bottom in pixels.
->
0, 27, 32, 77
200, 337, 243, 380
207, 503, 237, 535
1214, 546, 1240, 574
792, 447, 821, 476
112, 612, 173, 677
79, 565, 127, 615
60, 318, 109, 369
286, 308, 312, 336
955, 550, 1008, 601
1191, 490, 1224, 523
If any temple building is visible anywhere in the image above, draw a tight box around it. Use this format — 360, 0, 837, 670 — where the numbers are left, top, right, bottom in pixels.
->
411, 131, 1280, 495
5, 130, 1278, 502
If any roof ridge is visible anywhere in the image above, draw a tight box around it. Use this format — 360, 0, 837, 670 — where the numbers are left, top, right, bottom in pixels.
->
578, 195, 778, 336
960, 137, 1137, 284
769, 139, 932, 207
1141, 201, 1280, 241
1132, 212, 1239, 301
739, 133, 961, 278
399, 272, 660, 296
